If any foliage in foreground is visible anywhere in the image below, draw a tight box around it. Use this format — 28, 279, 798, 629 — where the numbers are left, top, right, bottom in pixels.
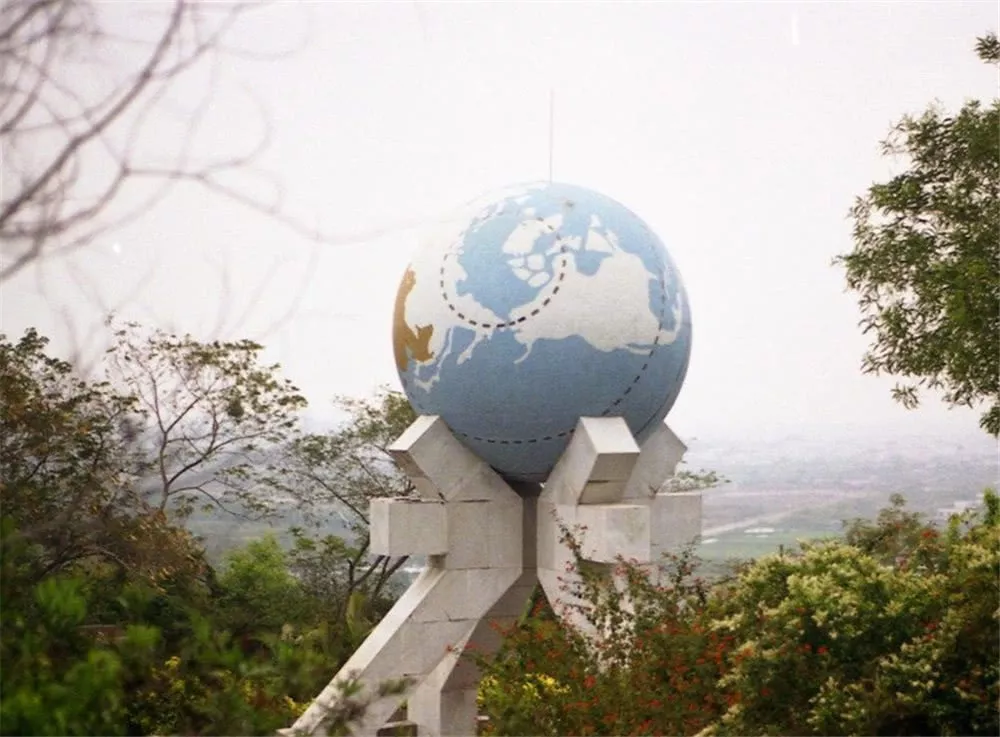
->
837, 33, 999, 434
0, 324, 415, 736
475, 491, 1000, 737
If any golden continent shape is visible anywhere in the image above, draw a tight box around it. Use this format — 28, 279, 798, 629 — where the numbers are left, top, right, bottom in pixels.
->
392, 267, 435, 372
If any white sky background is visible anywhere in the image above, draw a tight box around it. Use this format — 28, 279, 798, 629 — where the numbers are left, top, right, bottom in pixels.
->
2, 0, 999, 446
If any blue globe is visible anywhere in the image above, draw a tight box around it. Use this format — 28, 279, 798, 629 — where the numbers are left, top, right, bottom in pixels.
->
392, 182, 692, 482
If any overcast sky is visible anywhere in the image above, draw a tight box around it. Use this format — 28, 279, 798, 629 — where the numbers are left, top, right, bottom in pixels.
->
2, 0, 998, 445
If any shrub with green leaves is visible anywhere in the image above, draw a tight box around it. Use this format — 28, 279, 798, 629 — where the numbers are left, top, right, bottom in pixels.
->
706, 491, 999, 736
0, 574, 160, 736
477, 493, 999, 737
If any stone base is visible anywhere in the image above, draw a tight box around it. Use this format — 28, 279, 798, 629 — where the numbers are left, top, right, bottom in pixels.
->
282, 417, 701, 737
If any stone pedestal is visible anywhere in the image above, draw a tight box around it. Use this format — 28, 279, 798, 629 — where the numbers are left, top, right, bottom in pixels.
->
283, 416, 702, 737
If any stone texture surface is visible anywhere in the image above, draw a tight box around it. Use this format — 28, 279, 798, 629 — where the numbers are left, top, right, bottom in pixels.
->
370, 499, 447, 557
545, 417, 640, 506
443, 497, 522, 570
623, 422, 687, 500
651, 490, 703, 552
285, 417, 699, 737
388, 415, 514, 503
576, 503, 652, 563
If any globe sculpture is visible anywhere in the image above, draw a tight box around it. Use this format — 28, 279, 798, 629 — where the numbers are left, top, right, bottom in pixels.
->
286, 183, 702, 737
393, 181, 692, 481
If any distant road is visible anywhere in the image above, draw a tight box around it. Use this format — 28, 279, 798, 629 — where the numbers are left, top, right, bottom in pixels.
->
701, 491, 867, 538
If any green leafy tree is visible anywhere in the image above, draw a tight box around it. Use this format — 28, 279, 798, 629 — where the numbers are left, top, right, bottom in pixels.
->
478, 495, 999, 737
837, 33, 1000, 434
1, 322, 306, 585
0, 328, 408, 736
0, 561, 161, 736
266, 389, 417, 628
216, 535, 310, 636
0, 328, 204, 585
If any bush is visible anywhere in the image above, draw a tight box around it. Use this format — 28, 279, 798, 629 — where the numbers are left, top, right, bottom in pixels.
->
474, 542, 734, 736
477, 493, 999, 737
0, 574, 159, 736
0, 520, 358, 736
706, 491, 998, 736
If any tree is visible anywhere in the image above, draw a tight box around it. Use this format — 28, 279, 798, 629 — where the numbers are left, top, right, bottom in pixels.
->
1, 327, 407, 735
0, 327, 201, 584
104, 319, 307, 519
0, 328, 129, 555
0, 572, 161, 737
215, 535, 309, 636
0, 322, 306, 584
265, 389, 417, 625
473, 545, 732, 737
836, 33, 1000, 434
476, 494, 999, 737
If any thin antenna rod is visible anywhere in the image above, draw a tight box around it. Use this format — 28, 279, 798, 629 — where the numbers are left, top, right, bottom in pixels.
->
548, 88, 554, 183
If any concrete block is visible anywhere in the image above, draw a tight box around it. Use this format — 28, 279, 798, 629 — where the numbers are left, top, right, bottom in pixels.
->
411, 567, 522, 623
289, 566, 454, 735
520, 492, 539, 569
444, 497, 522, 569
397, 620, 480, 676
388, 416, 516, 503
341, 567, 447, 675
408, 683, 478, 737
576, 504, 652, 563
288, 415, 686, 737
535, 499, 578, 572
624, 422, 687, 500
486, 572, 537, 619
651, 491, 702, 553
545, 417, 640, 506
370, 498, 447, 557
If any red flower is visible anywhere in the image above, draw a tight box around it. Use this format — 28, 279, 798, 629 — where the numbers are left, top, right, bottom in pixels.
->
817, 645, 829, 655
584, 675, 597, 689
760, 687, 772, 697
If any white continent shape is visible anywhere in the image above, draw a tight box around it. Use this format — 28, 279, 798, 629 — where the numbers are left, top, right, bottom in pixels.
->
403, 191, 685, 390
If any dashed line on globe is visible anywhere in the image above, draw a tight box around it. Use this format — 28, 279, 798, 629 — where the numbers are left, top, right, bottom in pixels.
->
463, 428, 575, 445
438, 219, 569, 329
599, 255, 670, 416
453, 246, 675, 448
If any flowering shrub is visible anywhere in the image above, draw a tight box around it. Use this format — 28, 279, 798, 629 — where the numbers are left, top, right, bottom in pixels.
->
706, 490, 999, 736
476, 493, 999, 737
473, 541, 734, 736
